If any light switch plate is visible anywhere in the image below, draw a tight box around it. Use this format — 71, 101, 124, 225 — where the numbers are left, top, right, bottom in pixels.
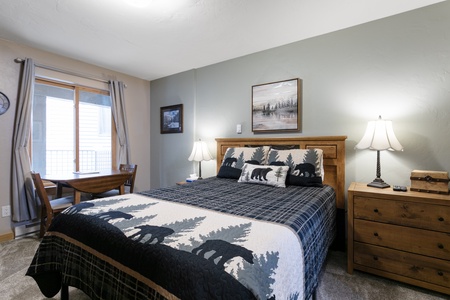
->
236, 124, 242, 134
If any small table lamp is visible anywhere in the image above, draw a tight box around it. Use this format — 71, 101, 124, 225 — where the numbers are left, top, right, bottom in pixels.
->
188, 140, 213, 179
355, 116, 403, 188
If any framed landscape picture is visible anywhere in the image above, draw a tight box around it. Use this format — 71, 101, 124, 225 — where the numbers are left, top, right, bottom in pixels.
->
160, 104, 183, 134
251, 78, 301, 133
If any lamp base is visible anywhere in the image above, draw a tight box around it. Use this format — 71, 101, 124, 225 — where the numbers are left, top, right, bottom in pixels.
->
367, 178, 390, 189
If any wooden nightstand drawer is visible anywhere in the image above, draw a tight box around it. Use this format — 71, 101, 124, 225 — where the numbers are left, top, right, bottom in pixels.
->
354, 219, 450, 260
348, 182, 450, 295
354, 242, 450, 288
354, 196, 450, 232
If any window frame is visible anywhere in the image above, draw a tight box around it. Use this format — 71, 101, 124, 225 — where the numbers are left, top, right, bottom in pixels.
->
31, 78, 118, 172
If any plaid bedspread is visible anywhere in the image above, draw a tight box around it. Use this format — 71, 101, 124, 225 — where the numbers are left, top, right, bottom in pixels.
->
26, 177, 336, 300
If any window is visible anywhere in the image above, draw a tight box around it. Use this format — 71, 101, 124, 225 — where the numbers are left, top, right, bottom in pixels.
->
31, 79, 115, 174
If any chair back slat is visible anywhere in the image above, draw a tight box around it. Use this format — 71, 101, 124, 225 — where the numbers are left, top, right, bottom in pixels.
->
31, 172, 52, 216
31, 171, 74, 237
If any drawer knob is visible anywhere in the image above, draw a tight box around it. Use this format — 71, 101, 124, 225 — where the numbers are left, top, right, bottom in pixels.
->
438, 271, 444, 276
373, 256, 378, 261
374, 232, 379, 237
373, 208, 379, 213
438, 217, 444, 222
438, 243, 444, 249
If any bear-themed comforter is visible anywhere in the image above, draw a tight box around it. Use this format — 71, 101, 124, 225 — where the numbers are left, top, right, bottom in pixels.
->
26, 177, 336, 300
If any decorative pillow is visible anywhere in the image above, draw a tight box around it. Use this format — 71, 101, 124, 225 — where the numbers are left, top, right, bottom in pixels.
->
237, 163, 289, 188
267, 148, 324, 187
217, 146, 270, 179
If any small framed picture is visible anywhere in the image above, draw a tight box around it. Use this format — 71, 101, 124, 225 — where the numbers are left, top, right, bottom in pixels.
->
252, 78, 301, 133
160, 104, 183, 134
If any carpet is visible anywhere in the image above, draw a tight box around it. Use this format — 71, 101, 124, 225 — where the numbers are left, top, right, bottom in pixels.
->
0, 235, 447, 300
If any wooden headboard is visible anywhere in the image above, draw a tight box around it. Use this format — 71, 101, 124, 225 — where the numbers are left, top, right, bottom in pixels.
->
215, 136, 347, 209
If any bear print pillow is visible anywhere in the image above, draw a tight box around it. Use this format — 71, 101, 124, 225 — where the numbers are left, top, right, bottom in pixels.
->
237, 163, 290, 188
267, 148, 324, 187
217, 146, 270, 179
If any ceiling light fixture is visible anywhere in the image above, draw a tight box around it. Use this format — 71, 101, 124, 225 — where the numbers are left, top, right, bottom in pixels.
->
124, 0, 152, 8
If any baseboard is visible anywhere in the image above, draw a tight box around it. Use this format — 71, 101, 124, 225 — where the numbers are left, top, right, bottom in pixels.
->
0, 231, 14, 242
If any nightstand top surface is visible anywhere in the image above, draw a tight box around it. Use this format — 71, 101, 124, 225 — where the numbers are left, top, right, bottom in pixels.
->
349, 182, 450, 203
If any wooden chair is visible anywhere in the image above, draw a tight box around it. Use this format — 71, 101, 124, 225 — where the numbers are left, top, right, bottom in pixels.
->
31, 172, 75, 238
120, 164, 138, 193
92, 164, 138, 198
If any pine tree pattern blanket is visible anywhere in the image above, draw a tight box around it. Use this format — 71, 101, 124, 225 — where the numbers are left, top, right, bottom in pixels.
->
26, 177, 336, 300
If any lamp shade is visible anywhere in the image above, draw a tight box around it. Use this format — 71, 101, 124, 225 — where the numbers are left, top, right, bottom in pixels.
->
188, 140, 213, 162
355, 116, 403, 151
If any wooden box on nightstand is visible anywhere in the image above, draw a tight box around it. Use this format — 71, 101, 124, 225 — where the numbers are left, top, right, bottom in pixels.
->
347, 182, 450, 295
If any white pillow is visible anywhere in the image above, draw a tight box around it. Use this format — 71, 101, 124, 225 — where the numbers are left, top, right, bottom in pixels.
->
237, 163, 289, 188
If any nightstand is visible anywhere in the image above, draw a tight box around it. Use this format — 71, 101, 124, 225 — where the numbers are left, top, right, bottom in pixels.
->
347, 182, 450, 295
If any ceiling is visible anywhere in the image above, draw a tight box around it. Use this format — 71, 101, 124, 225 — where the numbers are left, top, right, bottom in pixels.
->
0, 0, 444, 81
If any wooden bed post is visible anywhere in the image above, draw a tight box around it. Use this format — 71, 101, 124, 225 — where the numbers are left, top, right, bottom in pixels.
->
60, 283, 69, 300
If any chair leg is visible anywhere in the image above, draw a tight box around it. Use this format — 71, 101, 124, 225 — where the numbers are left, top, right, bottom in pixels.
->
40, 211, 52, 238
61, 283, 69, 300
39, 218, 45, 238
45, 214, 53, 234
39, 208, 46, 238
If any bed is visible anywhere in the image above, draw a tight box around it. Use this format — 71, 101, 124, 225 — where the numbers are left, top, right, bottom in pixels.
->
26, 136, 347, 300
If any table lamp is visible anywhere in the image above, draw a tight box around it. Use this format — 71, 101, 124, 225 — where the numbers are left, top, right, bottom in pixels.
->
188, 140, 213, 179
355, 116, 403, 188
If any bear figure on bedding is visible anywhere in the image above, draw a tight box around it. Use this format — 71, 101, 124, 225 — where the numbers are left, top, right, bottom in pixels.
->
129, 225, 175, 244
250, 167, 273, 181
223, 157, 237, 167
94, 211, 133, 222
292, 163, 316, 177
192, 239, 254, 269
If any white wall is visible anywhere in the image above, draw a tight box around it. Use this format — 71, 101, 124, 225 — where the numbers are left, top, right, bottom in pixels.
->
0, 39, 151, 236
150, 2, 450, 193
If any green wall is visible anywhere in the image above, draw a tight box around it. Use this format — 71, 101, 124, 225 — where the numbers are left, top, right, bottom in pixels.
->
150, 2, 450, 190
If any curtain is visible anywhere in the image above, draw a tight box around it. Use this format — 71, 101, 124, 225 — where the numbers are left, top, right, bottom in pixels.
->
11, 58, 37, 222
110, 81, 130, 165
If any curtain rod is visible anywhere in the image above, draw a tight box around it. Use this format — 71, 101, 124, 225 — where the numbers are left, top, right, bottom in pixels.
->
14, 58, 111, 84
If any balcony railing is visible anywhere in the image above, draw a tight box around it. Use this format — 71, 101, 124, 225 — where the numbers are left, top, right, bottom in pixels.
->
46, 149, 111, 174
